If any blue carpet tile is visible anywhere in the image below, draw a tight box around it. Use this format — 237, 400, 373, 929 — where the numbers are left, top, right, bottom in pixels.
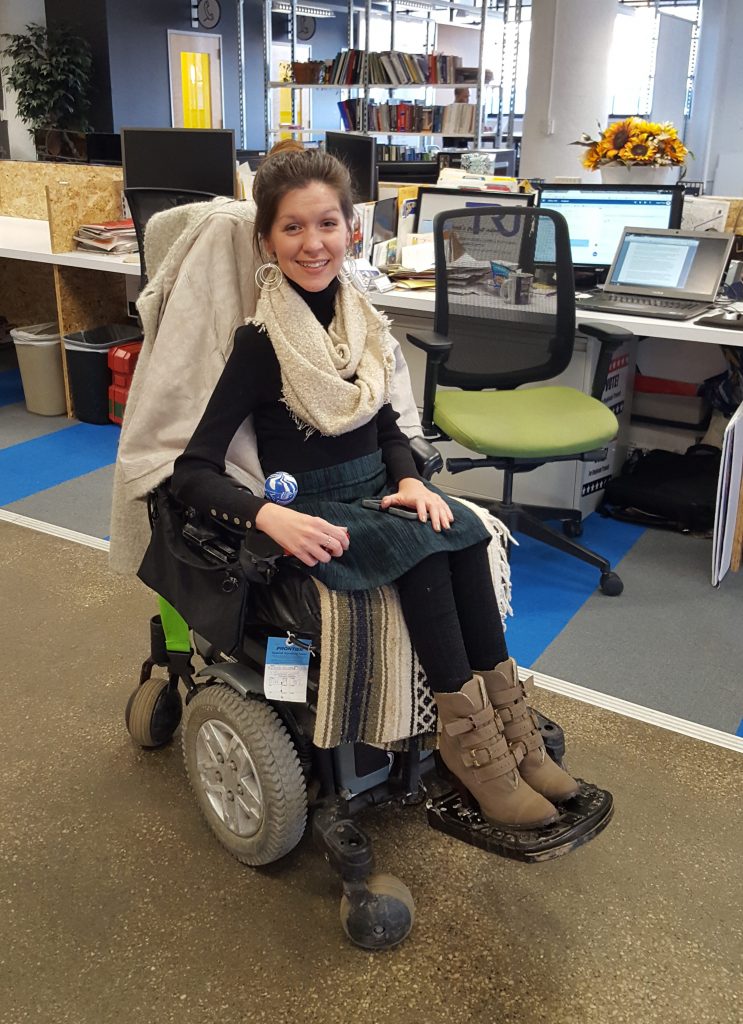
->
0, 423, 120, 505
506, 514, 645, 667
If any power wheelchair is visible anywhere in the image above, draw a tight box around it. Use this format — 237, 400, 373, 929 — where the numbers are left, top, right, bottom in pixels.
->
125, 437, 613, 951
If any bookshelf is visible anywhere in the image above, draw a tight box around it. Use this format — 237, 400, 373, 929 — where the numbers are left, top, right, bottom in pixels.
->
261, 0, 498, 150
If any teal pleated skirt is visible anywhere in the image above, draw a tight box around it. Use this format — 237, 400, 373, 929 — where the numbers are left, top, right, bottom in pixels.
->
289, 450, 491, 591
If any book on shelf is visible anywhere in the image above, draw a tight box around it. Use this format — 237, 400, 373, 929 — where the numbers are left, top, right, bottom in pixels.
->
337, 98, 361, 131
324, 49, 466, 87
366, 101, 475, 135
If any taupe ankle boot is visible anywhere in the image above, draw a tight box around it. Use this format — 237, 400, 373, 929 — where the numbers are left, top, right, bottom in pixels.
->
435, 676, 558, 830
479, 659, 580, 803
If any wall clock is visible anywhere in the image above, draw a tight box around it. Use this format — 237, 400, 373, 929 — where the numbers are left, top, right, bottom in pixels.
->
197, 0, 221, 29
296, 16, 316, 41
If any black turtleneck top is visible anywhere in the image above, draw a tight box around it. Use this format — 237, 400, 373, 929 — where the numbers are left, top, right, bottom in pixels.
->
170, 278, 419, 526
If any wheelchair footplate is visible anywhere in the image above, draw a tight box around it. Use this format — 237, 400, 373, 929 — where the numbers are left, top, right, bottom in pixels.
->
425, 780, 614, 863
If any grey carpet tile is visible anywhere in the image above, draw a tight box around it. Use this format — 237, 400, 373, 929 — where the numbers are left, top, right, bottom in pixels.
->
6, 463, 115, 538
1, 521, 741, 1024
535, 528, 743, 733
0, 402, 74, 449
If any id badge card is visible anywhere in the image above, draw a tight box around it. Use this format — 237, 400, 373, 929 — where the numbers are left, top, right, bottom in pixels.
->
264, 636, 311, 702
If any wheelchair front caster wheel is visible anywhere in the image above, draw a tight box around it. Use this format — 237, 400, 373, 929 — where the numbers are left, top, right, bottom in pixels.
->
340, 873, 415, 951
600, 571, 623, 596
562, 519, 583, 538
125, 677, 182, 748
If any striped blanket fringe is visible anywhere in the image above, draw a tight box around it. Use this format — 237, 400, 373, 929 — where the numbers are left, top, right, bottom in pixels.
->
312, 500, 514, 750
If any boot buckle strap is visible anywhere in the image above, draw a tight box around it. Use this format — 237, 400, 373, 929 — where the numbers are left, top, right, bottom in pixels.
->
490, 684, 523, 707
510, 743, 526, 765
466, 732, 509, 768
468, 745, 495, 769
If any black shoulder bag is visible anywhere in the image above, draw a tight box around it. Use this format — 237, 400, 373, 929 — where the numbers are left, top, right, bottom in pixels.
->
137, 484, 281, 656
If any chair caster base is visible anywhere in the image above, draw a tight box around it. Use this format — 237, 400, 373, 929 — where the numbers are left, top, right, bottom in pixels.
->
426, 780, 614, 863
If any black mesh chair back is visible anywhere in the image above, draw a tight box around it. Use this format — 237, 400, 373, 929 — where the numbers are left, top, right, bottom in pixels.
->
124, 186, 219, 290
432, 206, 576, 391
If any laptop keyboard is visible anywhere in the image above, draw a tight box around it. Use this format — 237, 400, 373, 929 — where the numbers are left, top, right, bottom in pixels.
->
597, 294, 701, 311
577, 292, 710, 320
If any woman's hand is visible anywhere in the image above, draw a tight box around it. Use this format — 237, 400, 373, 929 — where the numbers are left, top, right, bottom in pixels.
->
255, 503, 350, 567
381, 477, 454, 532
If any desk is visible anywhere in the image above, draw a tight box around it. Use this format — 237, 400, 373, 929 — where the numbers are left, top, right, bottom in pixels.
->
369, 287, 743, 517
370, 286, 743, 349
0, 215, 140, 276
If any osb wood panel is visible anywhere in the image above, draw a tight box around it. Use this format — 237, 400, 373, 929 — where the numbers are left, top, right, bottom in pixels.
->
53, 264, 127, 335
0, 160, 122, 219
53, 265, 128, 417
0, 259, 58, 326
46, 179, 123, 253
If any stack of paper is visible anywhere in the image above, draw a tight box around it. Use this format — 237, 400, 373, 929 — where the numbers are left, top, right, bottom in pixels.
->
711, 400, 743, 585
74, 218, 138, 254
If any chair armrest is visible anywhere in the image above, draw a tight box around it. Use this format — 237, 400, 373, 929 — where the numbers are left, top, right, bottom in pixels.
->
409, 435, 444, 480
406, 329, 453, 361
406, 330, 453, 434
577, 322, 635, 400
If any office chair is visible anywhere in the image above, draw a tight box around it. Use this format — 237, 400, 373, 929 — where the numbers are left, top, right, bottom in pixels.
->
124, 186, 218, 292
406, 206, 634, 596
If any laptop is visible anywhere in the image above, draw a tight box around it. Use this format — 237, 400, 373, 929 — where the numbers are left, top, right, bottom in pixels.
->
576, 227, 734, 321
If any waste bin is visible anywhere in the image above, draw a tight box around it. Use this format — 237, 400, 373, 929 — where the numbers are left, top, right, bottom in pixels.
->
63, 324, 141, 424
11, 323, 67, 416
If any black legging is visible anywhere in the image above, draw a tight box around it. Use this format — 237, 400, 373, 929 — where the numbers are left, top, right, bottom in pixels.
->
395, 539, 508, 693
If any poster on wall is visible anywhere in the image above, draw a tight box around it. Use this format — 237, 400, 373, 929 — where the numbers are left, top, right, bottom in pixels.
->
167, 30, 224, 128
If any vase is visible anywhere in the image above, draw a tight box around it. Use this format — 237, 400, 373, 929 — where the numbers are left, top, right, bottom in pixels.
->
599, 164, 680, 186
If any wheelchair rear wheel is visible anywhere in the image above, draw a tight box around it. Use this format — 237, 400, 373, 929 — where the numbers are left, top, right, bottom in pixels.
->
182, 683, 308, 866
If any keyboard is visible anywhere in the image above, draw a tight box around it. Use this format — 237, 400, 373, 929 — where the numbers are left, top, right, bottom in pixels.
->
576, 292, 712, 321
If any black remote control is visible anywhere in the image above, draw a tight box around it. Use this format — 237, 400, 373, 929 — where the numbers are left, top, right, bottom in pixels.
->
361, 498, 420, 520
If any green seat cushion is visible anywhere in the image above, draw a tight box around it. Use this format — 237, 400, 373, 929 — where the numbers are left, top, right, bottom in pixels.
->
434, 386, 619, 458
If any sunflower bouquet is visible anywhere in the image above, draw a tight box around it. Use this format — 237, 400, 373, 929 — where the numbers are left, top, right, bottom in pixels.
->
573, 118, 689, 171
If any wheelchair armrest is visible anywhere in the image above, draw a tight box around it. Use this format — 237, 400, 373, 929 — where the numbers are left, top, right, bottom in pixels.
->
239, 529, 284, 584
409, 435, 443, 480
406, 330, 452, 435
577, 322, 635, 400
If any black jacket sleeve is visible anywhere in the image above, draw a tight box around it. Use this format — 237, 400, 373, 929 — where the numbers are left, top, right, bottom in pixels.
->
377, 403, 420, 484
170, 325, 276, 526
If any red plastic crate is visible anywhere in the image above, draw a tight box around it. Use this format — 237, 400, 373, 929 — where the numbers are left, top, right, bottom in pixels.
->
108, 341, 142, 387
108, 383, 130, 425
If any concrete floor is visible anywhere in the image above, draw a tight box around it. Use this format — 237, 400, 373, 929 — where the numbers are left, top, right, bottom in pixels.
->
1, 521, 741, 1024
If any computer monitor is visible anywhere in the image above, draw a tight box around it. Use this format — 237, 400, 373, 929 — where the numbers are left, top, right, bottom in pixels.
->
535, 183, 684, 276
121, 127, 237, 197
371, 197, 397, 244
325, 131, 378, 202
236, 148, 267, 171
377, 161, 439, 185
413, 186, 533, 233
86, 132, 122, 166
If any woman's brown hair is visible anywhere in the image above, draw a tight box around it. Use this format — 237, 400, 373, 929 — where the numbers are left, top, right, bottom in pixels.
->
252, 147, 354, 255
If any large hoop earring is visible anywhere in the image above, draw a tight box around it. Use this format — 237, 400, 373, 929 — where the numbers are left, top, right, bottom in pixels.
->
338, 251, 368, 291
255, 259, 284, 292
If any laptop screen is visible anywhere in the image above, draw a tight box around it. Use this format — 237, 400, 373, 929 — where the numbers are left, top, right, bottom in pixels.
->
605, 229, 734, 302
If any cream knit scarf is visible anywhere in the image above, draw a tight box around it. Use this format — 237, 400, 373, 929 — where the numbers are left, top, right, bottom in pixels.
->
250, 278, 396, 436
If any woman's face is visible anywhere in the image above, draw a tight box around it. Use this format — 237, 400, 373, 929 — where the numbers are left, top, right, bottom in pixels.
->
264, 181, 351, 292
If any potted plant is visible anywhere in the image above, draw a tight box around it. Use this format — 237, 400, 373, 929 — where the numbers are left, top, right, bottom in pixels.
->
0, 21, 93, 162
572, 117, 689, 184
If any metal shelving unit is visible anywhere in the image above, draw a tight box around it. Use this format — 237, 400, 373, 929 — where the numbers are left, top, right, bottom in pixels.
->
261, 0, 500, 149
